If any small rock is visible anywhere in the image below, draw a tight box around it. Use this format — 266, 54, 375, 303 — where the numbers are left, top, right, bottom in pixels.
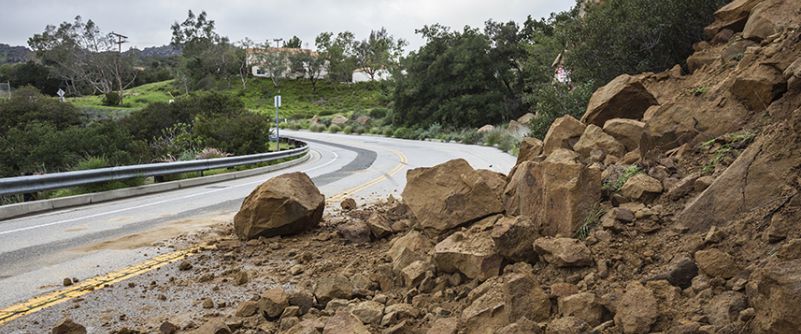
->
340, 198, 357, 211
614, 282, 657, 334
259, 288, 289, 319
52, 318, 86, 334
194, 320, 231, 334
235, 300, 259, 317
314, 275, 354, 305
533, 237, 593, 267
323, 310, 371, 334
178, 261, 193, 271
202, 298, 214, 309
695, 248, 739, 279
351, 300, 384, 325
63, 278, 73, 287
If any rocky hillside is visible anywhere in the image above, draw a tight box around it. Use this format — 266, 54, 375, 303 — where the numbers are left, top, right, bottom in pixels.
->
44, 1, 801, 333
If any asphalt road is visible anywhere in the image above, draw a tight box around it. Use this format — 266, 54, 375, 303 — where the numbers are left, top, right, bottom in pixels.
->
0, 131, 515, 313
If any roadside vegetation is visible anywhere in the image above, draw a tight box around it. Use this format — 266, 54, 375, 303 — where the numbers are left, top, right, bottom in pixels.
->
0, 0, 729, 192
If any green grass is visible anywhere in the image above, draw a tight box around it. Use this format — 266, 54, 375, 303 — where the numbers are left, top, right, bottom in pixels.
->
68, 80, 176, 111
68, 78, 388, 120
603, 165, 642, 192
240, 79, 387, 119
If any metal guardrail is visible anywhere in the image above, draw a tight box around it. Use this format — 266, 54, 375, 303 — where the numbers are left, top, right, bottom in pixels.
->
0, 138, 309, 196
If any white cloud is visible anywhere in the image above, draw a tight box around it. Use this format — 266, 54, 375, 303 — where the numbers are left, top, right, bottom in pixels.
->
0, 0, 574, 50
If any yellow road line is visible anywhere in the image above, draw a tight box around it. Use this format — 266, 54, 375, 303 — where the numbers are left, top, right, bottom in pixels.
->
0, 246, 201, 325
0, 148, 408, 326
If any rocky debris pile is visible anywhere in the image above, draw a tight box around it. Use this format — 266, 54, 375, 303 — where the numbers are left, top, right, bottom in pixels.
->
53, 2, 801, 333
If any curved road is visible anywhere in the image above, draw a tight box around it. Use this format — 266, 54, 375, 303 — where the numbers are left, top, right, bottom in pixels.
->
0, 131, 515, 315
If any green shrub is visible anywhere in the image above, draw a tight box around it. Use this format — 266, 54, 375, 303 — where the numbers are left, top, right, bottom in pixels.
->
382, 127, 394, 137
103, 92, 123, 106
328, 124, 342, 133
393, 127, 412, 138
369, 107, 389, 119
483, 129, 503, 146
526, 81, 595, 139
310, 124, 326, 132
342, 126, 353, 134
460, 129, 483, 144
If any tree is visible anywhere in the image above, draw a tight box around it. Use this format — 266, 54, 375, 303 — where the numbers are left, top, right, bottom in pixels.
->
315, 31, 356, 82
237, 38, 255, 90
560, 0, 727, 85
289, 49, 327, 93
283, 36, 302, 48
249, 43, 291, 90
170, 10, 239, 91
393, 25, 514, 128
28, 16, 137, 98
354, 28, 406, 81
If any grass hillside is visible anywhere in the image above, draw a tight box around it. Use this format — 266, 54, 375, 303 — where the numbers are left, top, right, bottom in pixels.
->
69, 79, 389, 119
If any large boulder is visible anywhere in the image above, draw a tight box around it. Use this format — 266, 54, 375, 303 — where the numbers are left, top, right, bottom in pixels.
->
314, 275, 355, 305
619, 173, 663, 202
558, 292, 605, 326
677, 109, 801, 232
323, 310, 371, 334
52, 319, 87, 334
581, 74, 658, 127
504, 149, 602, 237
573, 124, 626, 160
747, 256, 801, 333
387, 230, 435, 272
331, 115, 349, 125
516, 137, 544, 165
490, 215, 540, 263
402, 159, 504, 234
543, 116, 586, 155
695, 248, 739, 279
704, 0, 766, 37
234, 173, 324, 240
433, 217, 502, 280
731, 63, 787, 111
461, 271, 551, 334
614, 282, 658, 334
603, 119, 645, 152
742, 0, 796, 41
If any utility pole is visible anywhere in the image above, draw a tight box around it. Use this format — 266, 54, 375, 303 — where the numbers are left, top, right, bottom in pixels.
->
110, 32, 129, 98
274, 95, 281, 151
273, 38, 283, 48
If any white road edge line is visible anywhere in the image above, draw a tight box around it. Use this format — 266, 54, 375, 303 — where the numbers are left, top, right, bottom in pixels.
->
0, 148, 340, 236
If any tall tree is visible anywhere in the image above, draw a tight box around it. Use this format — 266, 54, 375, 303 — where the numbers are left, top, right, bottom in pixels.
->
283, 36, 302, 48
315, 31, 356, 82
354, 28, 406, 81
28, 16, 137, 98
170, 10, 239, 91
289, 50, 326, 93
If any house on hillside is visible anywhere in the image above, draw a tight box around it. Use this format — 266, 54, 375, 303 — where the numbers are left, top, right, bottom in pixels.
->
246, 48, 329, 79
351, 67, 392, 83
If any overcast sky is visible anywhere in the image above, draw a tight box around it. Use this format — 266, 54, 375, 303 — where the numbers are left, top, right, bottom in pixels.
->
0, 0, 574, 51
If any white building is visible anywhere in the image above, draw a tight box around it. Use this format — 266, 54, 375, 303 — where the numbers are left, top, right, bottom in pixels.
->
352, 68, 392, 83
246, 48, 329, 80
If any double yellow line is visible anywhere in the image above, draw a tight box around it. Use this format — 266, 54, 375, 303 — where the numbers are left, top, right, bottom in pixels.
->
0, 148, 408, 326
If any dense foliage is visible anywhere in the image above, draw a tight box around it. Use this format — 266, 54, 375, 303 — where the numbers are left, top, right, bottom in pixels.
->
0, 88, 271, 178
562, 0, 728, 84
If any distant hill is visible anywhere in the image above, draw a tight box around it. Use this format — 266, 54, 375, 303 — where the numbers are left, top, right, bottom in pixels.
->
0, 44, 33, 64
127, 45, 182, 58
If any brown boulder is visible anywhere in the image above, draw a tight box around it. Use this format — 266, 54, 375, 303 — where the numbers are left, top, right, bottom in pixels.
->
677, 109, 801, 232
497, 317, 543, 334
340, 198, 357, 211
516, 137, 544, 165
614, 282, 658, 334
603, 119, 645, 152
477, 169, 507, 198
314, 275, 354, 305
193, 320, 232, 334
704, 0, 766, 37
543, 116, 586, 155
695, 248, 739, 279
234, 172, 324, 240
747, 257, 801, 333
504, 149, 602, 237
402, 159, 504, 234
331, 115, 348, 125
533, 237, 593, 268
387, 230, 434, 272
704, 291, 747, 326
558, 292, 605, 326
337, 220, 372, 243
461, 271, 551, 334
619, 173, 663, 202
742, 0, 795, 41
366, 212, 393, 239
731, 64, 787, 111
323, 310, 371, 334
545, 317, 590, 334
259, 288, 289, 319
433, 218, 502, 280
581, 74, 658, 127
52, 318, 87, 334
491, 215, 540, 263
573, 124, 626, 159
